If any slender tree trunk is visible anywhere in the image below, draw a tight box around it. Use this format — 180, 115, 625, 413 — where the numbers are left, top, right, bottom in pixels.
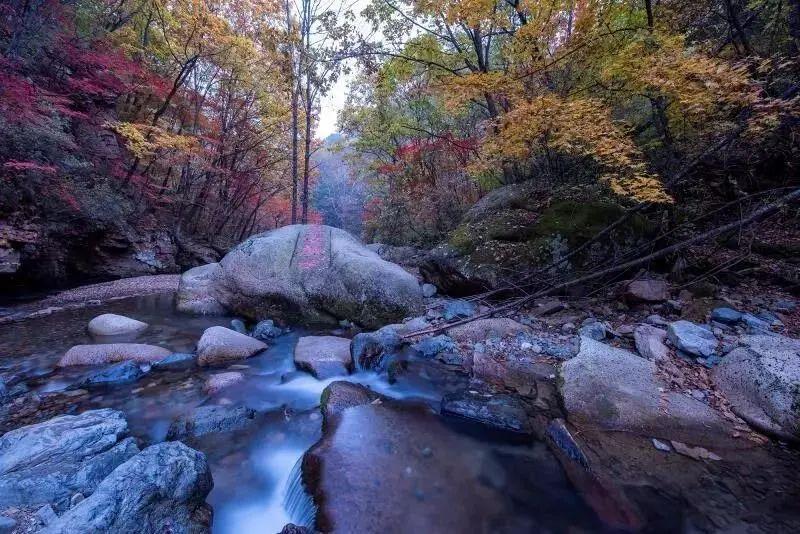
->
644, 0, 654, 30
301, 74, 313, 223
286, 0, 299, 225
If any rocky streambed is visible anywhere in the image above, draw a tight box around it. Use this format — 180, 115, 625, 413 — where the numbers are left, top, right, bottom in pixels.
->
1, 224, 799, 534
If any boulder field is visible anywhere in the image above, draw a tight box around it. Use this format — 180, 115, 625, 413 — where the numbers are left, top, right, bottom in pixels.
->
177, 224, 423, 329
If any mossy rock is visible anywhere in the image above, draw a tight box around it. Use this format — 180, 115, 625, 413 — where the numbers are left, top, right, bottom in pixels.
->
425, 183, 656, 294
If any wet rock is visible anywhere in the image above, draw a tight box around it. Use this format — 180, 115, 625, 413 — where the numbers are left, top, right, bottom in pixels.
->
351, 326, 402, 372
670, 441, 721, 461
713, 334, 800, 441
625, 279, 669, 303
203, 372, 244, 395
197, 326, 267, 367
230, 319, 248, 334
87, 313, 148, 337
441, 389, 533, 436
578, 320, 606, 341
73, 361, 146, 389
252, 319, 284, 340
411, 335, 456, 358
546, 419, 589, 468
166, 405, 256, 441
176, 262, 227, 315
741, 313, 771, 334
177, 225, 423, 328
319, 381, 380, 426
710, 307, 742, 325
58, 344, 171, 367
443, 299, 476, 321
667, 321, 717, 357
294, 336, 352, 379
634, 325, 668, 361
42, 442, 213, 534
0, 409, 139, 510
422, 283, 437, 298
279, 525, 314, 534
560, 338, 732, 446
152, 352, 196, 371
303, 403, 510, 533
447, 318, 531, 343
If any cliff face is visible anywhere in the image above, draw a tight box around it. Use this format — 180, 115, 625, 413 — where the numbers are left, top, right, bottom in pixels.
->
0, 208, 219, 297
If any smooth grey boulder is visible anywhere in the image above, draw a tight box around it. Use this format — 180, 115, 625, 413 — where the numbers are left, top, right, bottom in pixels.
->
166, 405, 256, 441
710, 307, 742, 325
561, 338, 732, 446
59, 343, 171, 367
351, 326, 403, 372
0, 409, 139, 510
196, 326, 267, 367
42, 442, 213, 534
176, 263, 227, 315
667, 320, 718, 357
294, 336, 352, 379
177, 225, 423, 328
713, 334, 800, 441
252, 319, 283, 340
87, 314, 148, 337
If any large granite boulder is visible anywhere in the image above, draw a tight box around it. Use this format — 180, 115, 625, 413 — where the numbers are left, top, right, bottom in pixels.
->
0, 409, 139, 510
176, 225, 423, 328
196, 326, 267, 367
42, 442, 213, 534
560, 338, 732, 446
59, 344, 171, 367
294, 336, 352, 379
713, 334, 800, 441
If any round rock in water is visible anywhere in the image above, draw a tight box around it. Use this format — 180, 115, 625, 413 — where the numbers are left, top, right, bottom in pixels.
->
87, 313, 148, 338
293, 336, 352, 379
196, 326, 267, 367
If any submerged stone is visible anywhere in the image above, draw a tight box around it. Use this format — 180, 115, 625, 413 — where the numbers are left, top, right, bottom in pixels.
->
166, 405, 256, 441
441, 389, 533, 436
73, 361, 146, 389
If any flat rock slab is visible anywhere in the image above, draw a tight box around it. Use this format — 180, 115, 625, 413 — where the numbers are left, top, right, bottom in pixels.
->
87, 313, 148, 337
177, 225, 423, 328
561, 337, 733, 447
0, 409, 139, 510
294, 336, 352, 379
713, 334, 800, 441
59, 344, 171, 367
303, 403, 510, 533
42, 442, 213, 534
166, 405, 256, 441
196, 326, 267, 367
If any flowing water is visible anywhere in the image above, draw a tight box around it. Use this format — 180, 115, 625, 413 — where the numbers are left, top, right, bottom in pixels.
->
0, 293, 607, 533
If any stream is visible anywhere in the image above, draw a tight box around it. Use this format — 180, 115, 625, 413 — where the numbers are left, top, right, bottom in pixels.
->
0, 293, 609, 533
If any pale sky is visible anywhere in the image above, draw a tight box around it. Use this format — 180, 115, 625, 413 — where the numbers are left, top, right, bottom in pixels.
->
317, 75, 349, 139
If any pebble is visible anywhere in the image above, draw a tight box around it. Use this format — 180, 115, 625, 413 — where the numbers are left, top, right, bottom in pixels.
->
652, 438, 672, 452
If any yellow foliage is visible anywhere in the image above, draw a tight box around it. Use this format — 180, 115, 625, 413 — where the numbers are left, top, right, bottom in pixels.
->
476, 95, 672, 203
